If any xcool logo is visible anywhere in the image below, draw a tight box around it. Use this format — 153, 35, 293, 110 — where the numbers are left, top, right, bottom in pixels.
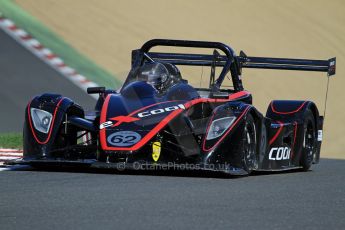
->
100, 104, 185, 129
269, 147, 291, 160
138, 104, 185, 118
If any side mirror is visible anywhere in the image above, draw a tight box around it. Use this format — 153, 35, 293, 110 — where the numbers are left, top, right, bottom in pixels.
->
87, 87, 105, 94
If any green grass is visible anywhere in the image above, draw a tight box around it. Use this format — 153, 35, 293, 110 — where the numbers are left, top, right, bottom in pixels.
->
0, 133, 22, 149
0, 0, 121, 88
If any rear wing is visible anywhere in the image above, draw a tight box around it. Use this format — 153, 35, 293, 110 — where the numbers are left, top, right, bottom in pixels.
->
134, 51, 336, 77
238, 51, 336, 76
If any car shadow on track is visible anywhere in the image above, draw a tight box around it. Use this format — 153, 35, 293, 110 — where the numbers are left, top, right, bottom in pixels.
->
7, 164, 308, 179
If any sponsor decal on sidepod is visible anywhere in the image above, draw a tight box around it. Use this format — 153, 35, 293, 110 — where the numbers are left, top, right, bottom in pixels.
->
269, 147, 291, 160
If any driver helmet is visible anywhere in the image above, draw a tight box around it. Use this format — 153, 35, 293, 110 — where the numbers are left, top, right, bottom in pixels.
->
136, 62, 180, 91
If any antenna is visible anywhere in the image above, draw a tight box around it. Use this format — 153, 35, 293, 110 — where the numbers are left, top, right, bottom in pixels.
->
323, 75, 331, 118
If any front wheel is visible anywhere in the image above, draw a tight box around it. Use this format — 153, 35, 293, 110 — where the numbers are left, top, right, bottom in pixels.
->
242, 113, 258, 174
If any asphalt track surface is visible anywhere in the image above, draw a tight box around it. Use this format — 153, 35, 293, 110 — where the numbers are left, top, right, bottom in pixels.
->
0, 29, 96, 133
0, 159, 344, 230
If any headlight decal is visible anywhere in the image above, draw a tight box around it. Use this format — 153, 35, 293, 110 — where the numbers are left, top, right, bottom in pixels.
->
206, 117, 236, 140
30, 108, 53, 134
202, 106, 252, 152
27, 98, 64, 144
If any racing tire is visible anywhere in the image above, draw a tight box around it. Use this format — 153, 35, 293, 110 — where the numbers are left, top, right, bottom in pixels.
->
242, 113, 258, 174
300, 109, 316, 171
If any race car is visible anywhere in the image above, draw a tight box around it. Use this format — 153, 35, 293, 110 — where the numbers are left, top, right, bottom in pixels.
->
21, 39, 336, 175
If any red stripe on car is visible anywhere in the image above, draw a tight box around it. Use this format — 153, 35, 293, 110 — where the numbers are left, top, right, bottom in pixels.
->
269, 121, 284, 146
100, 91, 251, 151
271, 101, 307, 115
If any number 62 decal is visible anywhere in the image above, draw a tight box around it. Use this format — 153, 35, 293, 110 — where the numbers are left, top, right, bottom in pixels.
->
107, 131, 141, 147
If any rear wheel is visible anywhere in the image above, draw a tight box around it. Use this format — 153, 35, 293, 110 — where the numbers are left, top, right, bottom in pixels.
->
300, 109, 316, 171
242, 113, 258, 174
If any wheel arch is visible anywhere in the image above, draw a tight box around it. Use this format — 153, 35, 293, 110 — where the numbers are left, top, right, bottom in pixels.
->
305, 102, 322, 164
23, 94, 85, 159
306, 101, 320, 132
266, 100, 319, 124
201, 103, 264, 174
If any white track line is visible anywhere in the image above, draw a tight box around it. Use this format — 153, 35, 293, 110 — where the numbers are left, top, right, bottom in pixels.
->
0, 165, 29, 172
0, 149, 23, 170
0, 14, 98, 99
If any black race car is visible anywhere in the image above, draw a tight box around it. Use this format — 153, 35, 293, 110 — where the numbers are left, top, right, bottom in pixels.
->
21, 39, 336, 175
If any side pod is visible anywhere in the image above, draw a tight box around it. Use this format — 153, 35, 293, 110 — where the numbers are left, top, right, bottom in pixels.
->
266, 100, 323, 163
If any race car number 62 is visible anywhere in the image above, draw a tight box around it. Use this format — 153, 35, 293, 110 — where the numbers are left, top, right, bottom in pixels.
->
107, 131, 141, 146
